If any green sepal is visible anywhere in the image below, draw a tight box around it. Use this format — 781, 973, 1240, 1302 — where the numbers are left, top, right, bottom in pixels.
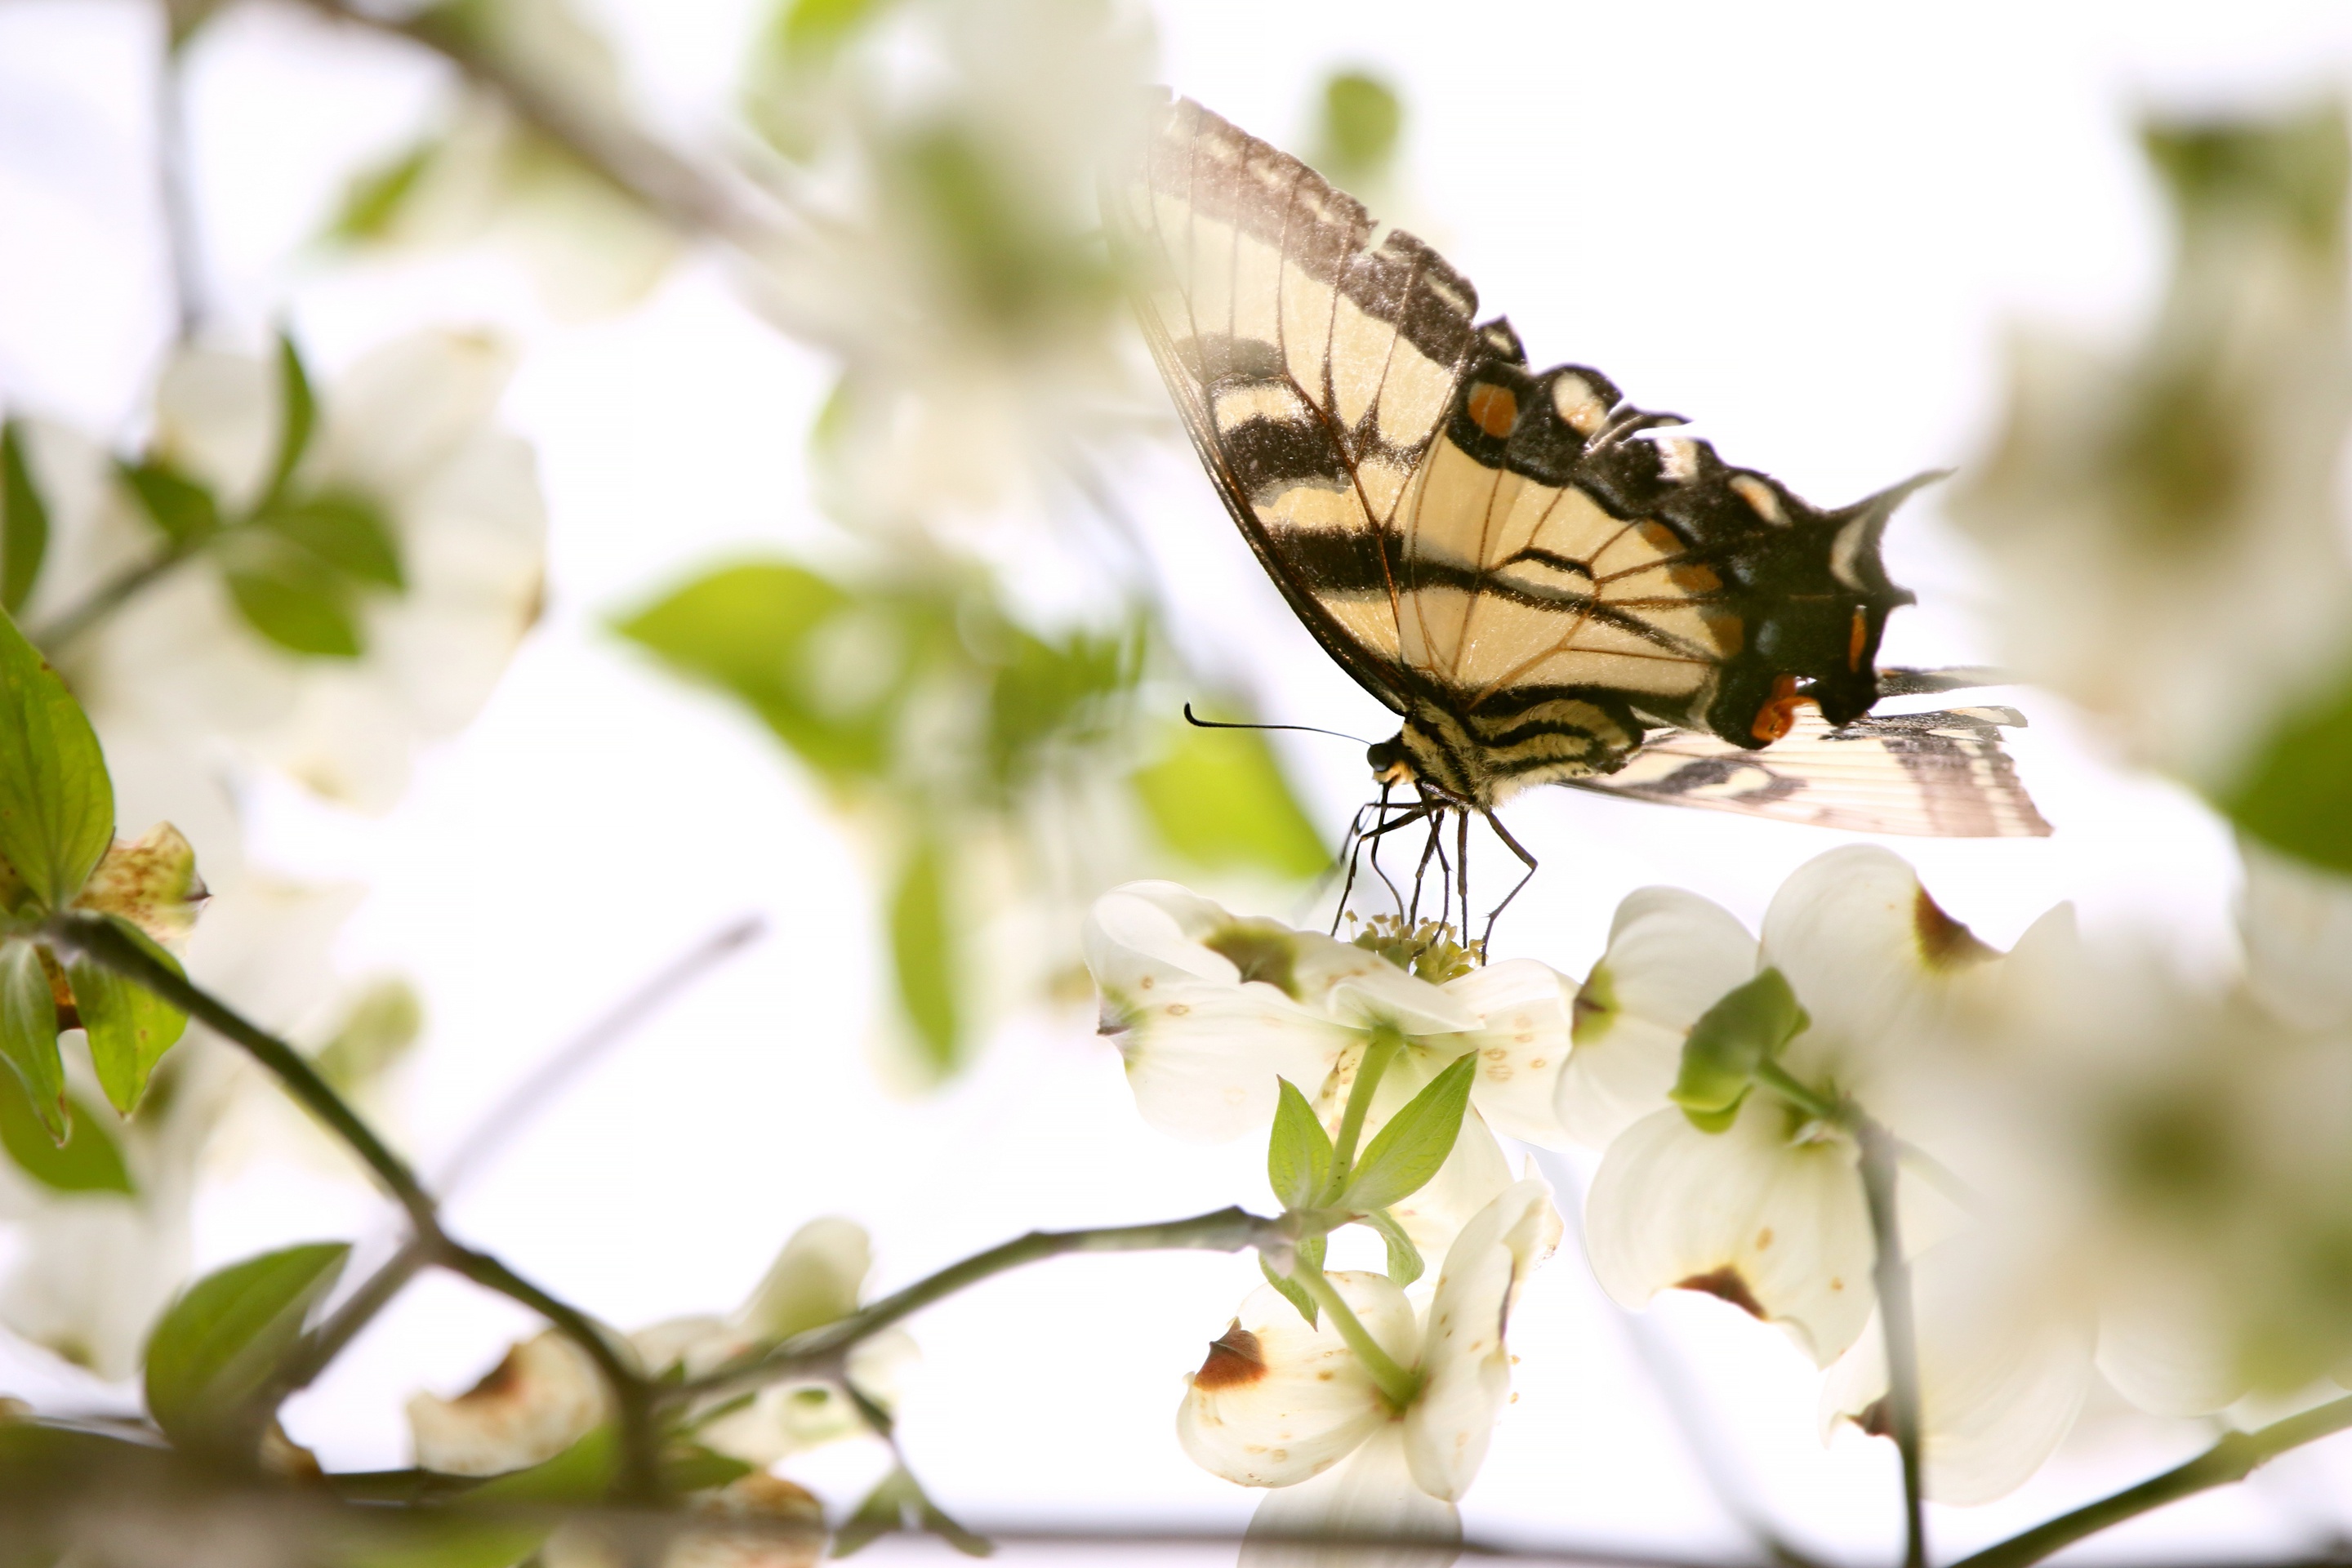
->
1360, 1206, 1423, 1288
2220, 650, 2352, 875
142, 1241, 350, 1450
1261, 1232, 1325, 1328
0, 607, 114, 911
1, 419, 51, 615
1669, 968, 1808, 1130
224, 552, 363, 658
117, 460, 220, 548
1267, 1077, 1333, 1210
833, 1463, 992, 1558
328, 137, 441, 243
0, 938, 65, 1142
259, 332, 317, 514
68, 918, 190, 1116
252, 492, 404, 590
1338, 1052, 1476, 1214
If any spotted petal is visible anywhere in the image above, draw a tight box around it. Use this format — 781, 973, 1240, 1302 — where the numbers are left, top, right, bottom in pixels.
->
1560, 889, 1756, 1147
1406, 1178, 1560, 1501
1116, 980, 1356, 1143
1439, 960, 1577, 1147
1178, 1273, 1414, 1488
1241, 1423, 1462, 1568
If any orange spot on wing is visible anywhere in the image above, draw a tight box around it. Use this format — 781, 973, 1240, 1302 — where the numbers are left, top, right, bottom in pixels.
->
1847, 605, 1869, 672
1467, 382, 1518, 439
1749, 674, 1811, 744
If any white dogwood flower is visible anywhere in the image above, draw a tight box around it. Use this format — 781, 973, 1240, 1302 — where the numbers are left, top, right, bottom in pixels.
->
1178, 1180, 1560, 1563
1086, 883, 1575, 1253
1583, 847, 2002, 1366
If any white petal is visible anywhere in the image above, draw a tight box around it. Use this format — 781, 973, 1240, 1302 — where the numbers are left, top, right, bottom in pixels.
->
1085, 882, 1243, 1013
1241, 1423, 1462, 1568
1560, 888, 1756, 1147
1440, 959, 1577, 1146
318, 329, 517, 500
1119, 981, 1356, 1142
1407, 1178, 1561, 1500
2239, 838, 2352, 1032
1178, 1275, 1414, 1488
2095, 1277, 2245, 1418
1585, 1104, 1876, 1366
1760, 846, 1993, 1071
152, 346, 277, 512
408, 1330, 606, 1475
1822, 1237, 2096, 1506
735, 1216, 871, 1340
630, 1314, 746, 1379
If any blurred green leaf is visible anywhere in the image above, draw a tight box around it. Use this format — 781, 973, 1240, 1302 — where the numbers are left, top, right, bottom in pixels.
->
985, 623, 1129, 791
616, 562, 893, 786
69, 920, 189, 1116
0, 939, 65, 1143
1267, 1076, 1331, 1210
1260, 1232, 1323, 1327
329, 138, 441, 243
224, 555, 363, 659
889, 833, 960, 1075
254, 493, 405, 590
143, 1241, 349, 1449
2221, 654, 2352, 874
1361, 1205, 1423, 1288
0, 607, 114, 911
313, 978, 425, 1097
835, 1463, 992, 1559
117, 460, 220, 548
1134, 720, 1328, 880
1, 419, 51, 615
0, 1079, 134, 1196
261, 333, 317, 513
1670, 967, 1807, 1129
1314, 70, 1403, 186
1339, 1052, 1474, 1214
782, 0, 890, 60
2145, 105, 2350, 260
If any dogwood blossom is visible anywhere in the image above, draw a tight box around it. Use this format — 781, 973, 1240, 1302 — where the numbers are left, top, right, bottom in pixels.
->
1579, 847, 2003, 1366
1086, 883, 1575, 1253
26, 330, 546, 811
1178, 1181, 1561, 1565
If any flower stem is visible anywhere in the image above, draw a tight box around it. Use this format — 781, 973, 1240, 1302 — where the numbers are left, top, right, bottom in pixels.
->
1855, 1116, 1926, 1568
670, 1206, 1285, 1404
1949, 1394, 2352, 1568
1290, 1256, 1421, 1411
1752, 1058, 1842, 1125
1328, 1025, 1402, 1181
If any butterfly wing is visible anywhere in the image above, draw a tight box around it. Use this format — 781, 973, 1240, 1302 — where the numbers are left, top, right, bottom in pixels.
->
1570, 706, 2053, 837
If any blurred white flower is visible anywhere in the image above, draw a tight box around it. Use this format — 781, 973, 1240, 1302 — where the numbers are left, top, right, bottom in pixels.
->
28, 329, 546, 812
408, 1328, 605, 1477
1179, 1181, 1560, 1566
1086, 882, 1575, 1254
1951, 108, 2352, 788
1583, 847, 2003, 1366
546, 1472, 826, 1568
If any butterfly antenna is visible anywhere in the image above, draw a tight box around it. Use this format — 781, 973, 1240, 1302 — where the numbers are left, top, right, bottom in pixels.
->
1183, 703, 1370, 746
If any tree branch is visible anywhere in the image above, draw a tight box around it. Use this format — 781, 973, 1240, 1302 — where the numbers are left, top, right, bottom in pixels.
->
669, 1206, 1283, 1403
1949, 1394, 2352, 1568
1855, 1116, 1927, 1568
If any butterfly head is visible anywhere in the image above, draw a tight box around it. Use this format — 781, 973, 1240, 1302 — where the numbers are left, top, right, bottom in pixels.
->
1367, 733, 1416, 787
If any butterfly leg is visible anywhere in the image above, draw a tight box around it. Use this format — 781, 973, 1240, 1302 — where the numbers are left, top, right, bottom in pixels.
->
1408, 806, 1447, 926
1329, 784, 1392, 937
1361, 797, 1437, 920
1455, 809, 1472, 955
1477, 808, 1540, 956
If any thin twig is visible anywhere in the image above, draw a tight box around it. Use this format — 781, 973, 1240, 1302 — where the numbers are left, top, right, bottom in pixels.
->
434, 915, 764, 1195
154, 7, 203, 341
1855, 1116, 1926, 1568
36, 549, 193, 656
274, 1233, 437, 1396
668, 1206, 1282, 1403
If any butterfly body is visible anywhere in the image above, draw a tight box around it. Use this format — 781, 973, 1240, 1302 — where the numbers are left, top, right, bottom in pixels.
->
1114, 93, 2048, 851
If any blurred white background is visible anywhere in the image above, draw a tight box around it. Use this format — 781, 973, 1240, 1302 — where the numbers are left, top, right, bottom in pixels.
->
6, 1, 2352, 1561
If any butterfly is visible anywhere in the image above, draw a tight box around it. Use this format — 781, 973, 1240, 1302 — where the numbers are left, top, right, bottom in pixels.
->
1106, 95, 2047, 924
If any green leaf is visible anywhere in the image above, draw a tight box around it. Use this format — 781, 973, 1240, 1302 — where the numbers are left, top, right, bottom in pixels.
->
0, 939, 65, 1142
1, 419, 51, 614
1267, 1077, 1332, 1210
1314, 70, 1403, 185
261, 333, 317, 512
1133, 719, 1329, 880
224, 556, 363, 658
1360, 1207, 1423, 1289
0, 1077, 134, 1196
833, 1464, 993, 1559
253, 492, 404, 590
889, 833, 960, 1076
1260, 1233, 1324, 1327
69, 920, 189, 1115
614, 561, 891, 785
1339, 1053, 1476, 1214
311, 977, 424, 1096
984, 622, 1132, 792
2221, 653, 2352, 875
142, 1241, 349, 1449
1669, 967, 1807, 1128
0, 607, 114, 910
328, 137, 442, 243
118, 460, 220, 547
782, 0, 890, 60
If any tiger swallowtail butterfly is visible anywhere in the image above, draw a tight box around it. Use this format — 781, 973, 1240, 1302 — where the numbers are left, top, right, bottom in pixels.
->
1107, 95, 2048, 922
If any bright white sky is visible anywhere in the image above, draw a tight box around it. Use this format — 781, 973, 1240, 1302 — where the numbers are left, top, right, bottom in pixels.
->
6, 1, 2352, 1562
